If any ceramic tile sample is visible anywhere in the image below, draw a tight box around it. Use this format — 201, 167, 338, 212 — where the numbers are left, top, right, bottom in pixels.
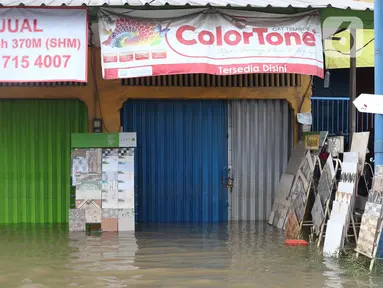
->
75, 174, 102, 200
343, 152, 359, 164
276, 203, 289, 229
71, 155, 89, 186
269, 173, 294, 225
293, 193, 306, 222
119, 148, 134, 162
372, 170, 383, 193
368, 191, 383, 205
69, 209, 86, 232
311, 194, 324, 235
102, 180, 118, 209
350, 131, 370, 173
290, 170, 308, 199
102, 149, 119, 172
117, 148, 135, 210
118, 208, 135, 231
102, 208, 119, 219
284, 211, 300, 239
319, 131, 329, 148
118, 189, 134, 209
299, 151, 314, 184
71, 149, 87, 159
317, 168, 332, 205
285, 141, 306, 175
289, 170, 308, 222
102, 218, 118, 232
356, 214, 380, 257
87, 148, 102, 174
323, 219, 344, 257
102, 171, 118, 181
364, 202, 382, 217
76, 199, 102, 223
327, 136, 344, 157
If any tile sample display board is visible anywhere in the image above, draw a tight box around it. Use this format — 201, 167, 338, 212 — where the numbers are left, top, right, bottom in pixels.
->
323, 155, 358, 257
69, 133, 136, 232
356, 167, 383, 262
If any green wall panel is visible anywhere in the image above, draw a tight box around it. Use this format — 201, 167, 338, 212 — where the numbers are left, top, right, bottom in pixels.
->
0, 99, 88, 224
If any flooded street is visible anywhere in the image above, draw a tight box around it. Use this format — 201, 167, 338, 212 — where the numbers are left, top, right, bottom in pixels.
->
0, 221, 382, 287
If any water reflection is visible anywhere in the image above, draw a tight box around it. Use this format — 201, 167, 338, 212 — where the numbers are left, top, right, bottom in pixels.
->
0, 222, 382, 287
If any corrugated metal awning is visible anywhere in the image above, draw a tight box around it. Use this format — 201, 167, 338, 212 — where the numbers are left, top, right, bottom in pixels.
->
0, 0, 374, 10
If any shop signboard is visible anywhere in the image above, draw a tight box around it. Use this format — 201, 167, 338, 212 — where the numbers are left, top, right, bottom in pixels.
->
72, 133, 137, 148
0, 7, 88, 82
98, 8, 323, 80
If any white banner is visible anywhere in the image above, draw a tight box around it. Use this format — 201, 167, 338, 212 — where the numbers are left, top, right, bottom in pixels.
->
0, 8, 88, 82
98, 8, 323, 79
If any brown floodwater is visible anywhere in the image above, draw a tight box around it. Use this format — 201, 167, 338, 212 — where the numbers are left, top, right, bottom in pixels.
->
0, 221, 382, 287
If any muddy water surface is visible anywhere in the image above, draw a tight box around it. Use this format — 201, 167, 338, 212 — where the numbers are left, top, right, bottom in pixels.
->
0, 222, 382, 287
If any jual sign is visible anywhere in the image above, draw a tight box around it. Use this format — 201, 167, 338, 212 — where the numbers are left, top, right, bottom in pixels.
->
98, 8, 324, 79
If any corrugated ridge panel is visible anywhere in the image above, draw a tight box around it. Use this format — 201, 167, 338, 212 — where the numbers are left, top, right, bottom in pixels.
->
0, 82, 87, 87
0, 1, 373, 10
0, 99, 88, 224
230, 100, 292, 221
121, 99, 228, 223
121, 74, 301, 88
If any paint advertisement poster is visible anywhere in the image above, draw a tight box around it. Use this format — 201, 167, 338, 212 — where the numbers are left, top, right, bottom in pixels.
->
98, 8, 323, 79
0, 7, 88, 82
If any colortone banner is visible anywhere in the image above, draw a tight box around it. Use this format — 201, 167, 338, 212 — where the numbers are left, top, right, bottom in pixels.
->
0, 8, 88, 82
98, 8, 323, 79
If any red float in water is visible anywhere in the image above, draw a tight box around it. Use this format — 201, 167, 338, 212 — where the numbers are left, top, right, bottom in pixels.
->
285, 239, 308, 246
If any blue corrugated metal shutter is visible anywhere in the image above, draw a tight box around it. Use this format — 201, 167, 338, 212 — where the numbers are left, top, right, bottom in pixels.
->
121, 100, 228, 223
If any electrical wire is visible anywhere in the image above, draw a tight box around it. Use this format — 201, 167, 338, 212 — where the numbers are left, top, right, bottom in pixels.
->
298, 75, 313, 113
88, 0, 157, 133
324, 38, 374, 55
323, 28, 374, 56
89, 19, 109, 132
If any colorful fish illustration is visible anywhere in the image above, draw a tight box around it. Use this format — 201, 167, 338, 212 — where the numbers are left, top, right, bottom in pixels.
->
102, 18, 170, 48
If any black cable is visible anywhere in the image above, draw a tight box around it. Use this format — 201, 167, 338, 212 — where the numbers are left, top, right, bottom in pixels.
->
88, 0, 157, 133
298, 76, 313, 113
89, 20, 109, 132
324, 36, 374, 56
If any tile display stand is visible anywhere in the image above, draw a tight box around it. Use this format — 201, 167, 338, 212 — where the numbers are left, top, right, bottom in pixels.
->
355, 166, 383, 273
316, 158, 342, 247
321, 158, 359, 257
69, 132, 137, 233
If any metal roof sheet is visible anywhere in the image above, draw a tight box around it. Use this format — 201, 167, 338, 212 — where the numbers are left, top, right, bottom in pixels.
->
0, 0, 374, 10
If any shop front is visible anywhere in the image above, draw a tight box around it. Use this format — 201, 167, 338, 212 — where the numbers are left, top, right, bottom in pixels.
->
0, 3, 334, 225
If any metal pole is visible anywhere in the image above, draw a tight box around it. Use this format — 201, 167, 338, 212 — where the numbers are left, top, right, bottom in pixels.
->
375, 0, 383, 170
349, 28, 357, 144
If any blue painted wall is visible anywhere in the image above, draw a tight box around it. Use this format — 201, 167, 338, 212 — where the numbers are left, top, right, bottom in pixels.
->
121, 100, 228, 223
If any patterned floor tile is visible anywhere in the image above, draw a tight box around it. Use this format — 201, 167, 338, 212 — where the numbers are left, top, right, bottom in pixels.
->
318, 168, 332, 204
299, 151, 314, 185
102, 208, 119, 219
118, 208, 135, 231
284, 211, 300, 239
364, 202, 382, 217
350, 132, 370, 171
357, 214, 380, 257
76, 199, 102, 223
102, 218, 118, 232
327, 136, 344, 157
87, 148, 102, 174
285, 141, 306, 175
102, 180, 118, 209
311, 194, 324, 235
69, 209, 86, 232
323, 219, 344, 257
368, 191, 383, 204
